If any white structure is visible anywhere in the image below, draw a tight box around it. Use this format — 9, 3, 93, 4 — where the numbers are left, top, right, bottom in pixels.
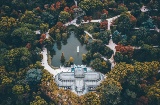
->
55, 65, 104, 95
77, 46, 79, 52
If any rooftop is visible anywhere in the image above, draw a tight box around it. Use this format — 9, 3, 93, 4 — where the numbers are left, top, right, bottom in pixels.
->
55, 65, 104, 95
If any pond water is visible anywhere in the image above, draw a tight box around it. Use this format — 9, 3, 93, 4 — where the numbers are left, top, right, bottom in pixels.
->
51, 31, 88, 67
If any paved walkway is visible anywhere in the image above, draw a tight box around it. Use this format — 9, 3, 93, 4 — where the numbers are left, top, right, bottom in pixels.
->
40, 31, 72, 77
41, 13, 122, 75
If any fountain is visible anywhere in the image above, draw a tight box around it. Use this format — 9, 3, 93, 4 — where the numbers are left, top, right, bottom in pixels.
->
77, 46, 79, 52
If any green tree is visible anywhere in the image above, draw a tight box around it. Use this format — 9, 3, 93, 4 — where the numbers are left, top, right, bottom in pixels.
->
60, 52, 65, 64
11, 27, 36, 47
97, 78, 122, 105
98, 30, 111, 44
116, 12, 137, 34
26, 68, 42, 85
20, 10, 41, 25
58, 11, 71, 23
40, 23, 49, 33
116, 4, 128, 14
3, 47, 32, 71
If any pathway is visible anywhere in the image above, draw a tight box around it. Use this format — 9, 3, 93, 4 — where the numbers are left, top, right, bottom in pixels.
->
40, 31, 72, 77
42, 11, 122, 74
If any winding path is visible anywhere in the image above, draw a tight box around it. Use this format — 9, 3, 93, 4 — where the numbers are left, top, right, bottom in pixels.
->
41, 9, 122, 76
40, 32, 72, 77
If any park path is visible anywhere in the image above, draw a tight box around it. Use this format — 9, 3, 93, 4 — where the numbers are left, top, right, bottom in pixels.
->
40, 31, 72, 77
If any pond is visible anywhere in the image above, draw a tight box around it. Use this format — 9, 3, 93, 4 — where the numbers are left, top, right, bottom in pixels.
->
51, 31, 88, 67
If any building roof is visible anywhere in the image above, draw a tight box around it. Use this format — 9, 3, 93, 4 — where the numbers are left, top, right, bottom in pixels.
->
55, 65, 104, 95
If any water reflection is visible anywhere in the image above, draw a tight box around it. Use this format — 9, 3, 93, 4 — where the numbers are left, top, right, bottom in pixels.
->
51, 31, 88, 67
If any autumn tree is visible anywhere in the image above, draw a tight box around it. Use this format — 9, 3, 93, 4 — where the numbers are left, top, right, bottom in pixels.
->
79, 0, 103, 15
30, 96, 48, 105
0, 16, 17, 32
82, 92, 100, 105
147, 80, 160, 105
58, 11, 71, 23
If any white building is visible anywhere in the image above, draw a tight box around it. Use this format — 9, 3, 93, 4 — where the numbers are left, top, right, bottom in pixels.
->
55, 65, 104, 95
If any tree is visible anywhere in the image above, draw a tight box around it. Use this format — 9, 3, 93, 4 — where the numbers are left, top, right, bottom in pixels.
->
114, 52, 124, 62
116, 12, 137, 34
116, 4, 128, 14
3, 47, 32, 71
101, 13, 107, 22
20, 10, 41, 25
0, 16, 17, 32
87, 39, 104, 54
12, 85, 24, 95
135, 27, 148, 43
112, 30, 121, 44
82, 92, 100, 105
83, 16, 88, 22
60, 52, 65, 64
41, 11, 57, 27
142, 18, 155, 29
69, 57, 74, 64
26, 68, 42, 85
101, 46, 113, 58
62, 33, 67, 40
90, 58, 110, 73
97, 78, 122, 105
79, 0, 103, 15
137, 12, 149, 27
100, 20, 108, 30
58, 11, 71, 23
30, 96, 48, 105
40, 23, 49, 33
82, 54, 87, 63
11, 27, 36, 47
147, 80, 160, 105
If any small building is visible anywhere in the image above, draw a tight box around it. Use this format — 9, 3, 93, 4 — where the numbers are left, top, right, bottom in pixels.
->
55, 65, 104, 95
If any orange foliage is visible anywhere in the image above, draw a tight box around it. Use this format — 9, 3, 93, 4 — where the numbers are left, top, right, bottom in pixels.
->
26, 43, 31, 49
56, 22, 63, 29
115, 44, 134, 57
70, 5, 77, 10
39, 39, 44, 44
41, 34, 46, 40
102, 9, 108, 15
55, 22, 66, 32
64, 7, 70, 12
83, 16, 88, 22
35, 7, 41, 11
50, 4, 56, 11
129, 15, 137, 24
55, 2, 61, 9
100, 20, 108, 29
